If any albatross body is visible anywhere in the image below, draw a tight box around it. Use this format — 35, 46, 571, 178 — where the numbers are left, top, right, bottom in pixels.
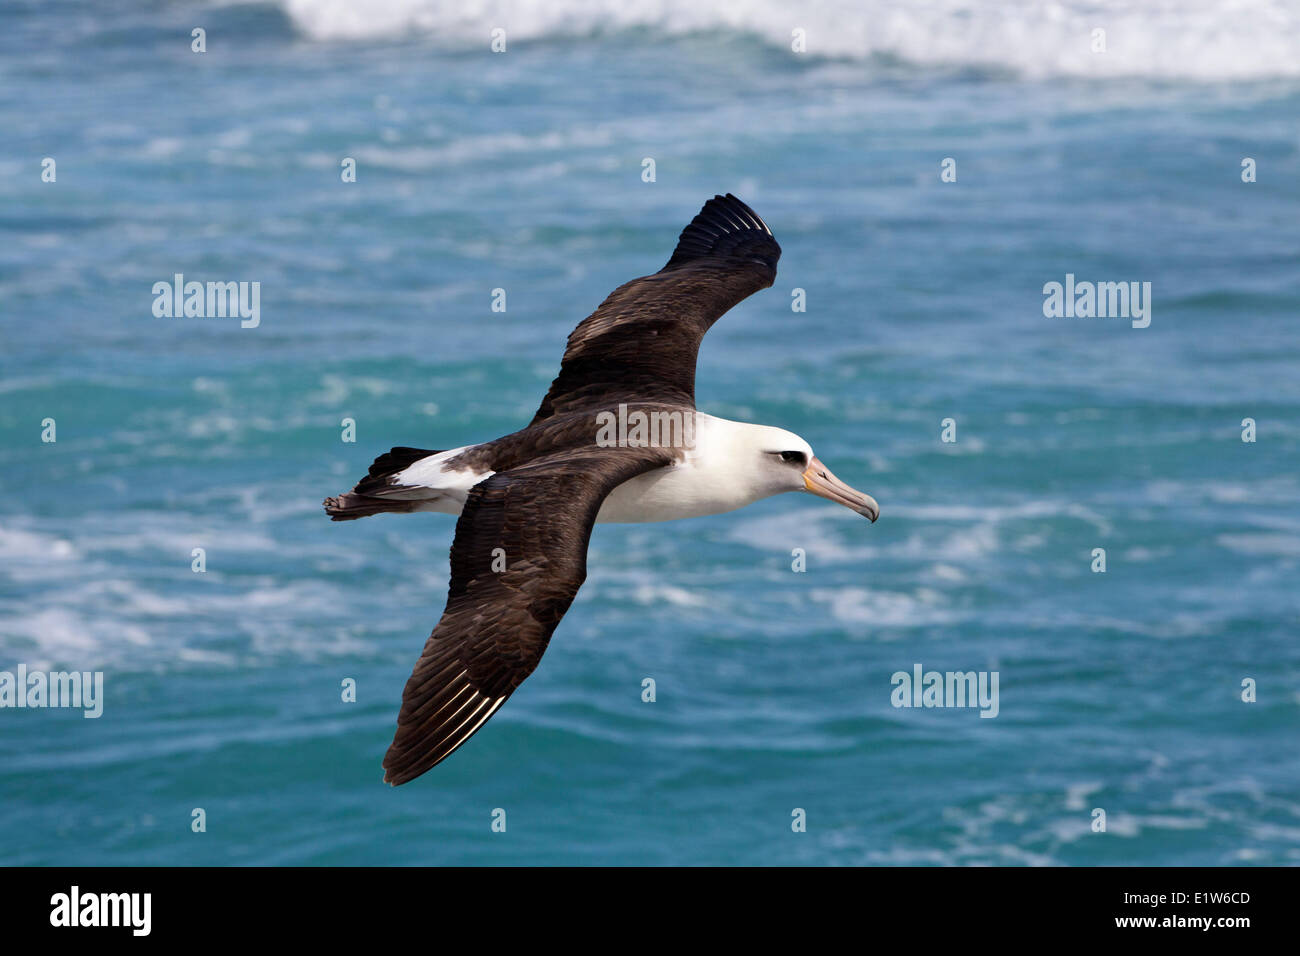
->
324, 194, 878, 785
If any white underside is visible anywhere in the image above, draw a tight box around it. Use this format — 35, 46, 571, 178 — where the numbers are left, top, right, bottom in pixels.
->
390, 413, 808, 524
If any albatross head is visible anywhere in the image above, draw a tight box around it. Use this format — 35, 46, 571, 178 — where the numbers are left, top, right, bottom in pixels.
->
725, 422, 879, 522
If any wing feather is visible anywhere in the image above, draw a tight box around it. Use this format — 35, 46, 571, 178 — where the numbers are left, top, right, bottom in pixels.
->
382, 447, 672, 784
529, 194, 780, 424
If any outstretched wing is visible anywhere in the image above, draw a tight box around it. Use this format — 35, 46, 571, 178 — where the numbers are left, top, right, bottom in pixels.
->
382, 446, 673, 784
530, 193, 781, 425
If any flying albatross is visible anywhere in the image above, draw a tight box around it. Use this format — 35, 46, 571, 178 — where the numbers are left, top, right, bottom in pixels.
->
324, 194, 879, 785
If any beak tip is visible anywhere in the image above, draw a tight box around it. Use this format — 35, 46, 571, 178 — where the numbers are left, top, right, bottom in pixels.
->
803, 458, 878, 523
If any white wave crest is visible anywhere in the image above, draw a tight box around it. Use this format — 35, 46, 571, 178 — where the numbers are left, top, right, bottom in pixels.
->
277, 0, 1300, 80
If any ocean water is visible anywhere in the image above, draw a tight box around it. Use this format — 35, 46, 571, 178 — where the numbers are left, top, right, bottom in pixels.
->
1, 0, 1298, 866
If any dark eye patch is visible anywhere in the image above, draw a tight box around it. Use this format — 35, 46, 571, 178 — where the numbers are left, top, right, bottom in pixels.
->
779, 450, 806, 465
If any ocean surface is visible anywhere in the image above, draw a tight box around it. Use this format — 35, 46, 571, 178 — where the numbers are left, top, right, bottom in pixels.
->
1, 0, 1298, 866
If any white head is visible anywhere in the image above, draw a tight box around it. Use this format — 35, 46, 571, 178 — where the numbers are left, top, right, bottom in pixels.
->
711, 421, 879, 521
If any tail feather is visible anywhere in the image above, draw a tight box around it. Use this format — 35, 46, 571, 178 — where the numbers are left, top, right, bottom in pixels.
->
323, 493, 420, 521
366, 446, 440, 479
324, 446, 443, 521
355, 446, 440, 496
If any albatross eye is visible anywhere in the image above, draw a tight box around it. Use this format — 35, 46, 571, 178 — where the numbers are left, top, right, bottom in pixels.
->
779, 450, 807, 465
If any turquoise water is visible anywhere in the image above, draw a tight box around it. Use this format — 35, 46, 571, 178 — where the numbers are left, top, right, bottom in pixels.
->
2, 0, 1298, 865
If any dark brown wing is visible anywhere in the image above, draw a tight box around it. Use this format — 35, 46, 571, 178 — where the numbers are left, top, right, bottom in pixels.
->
529, 193, 781, 425
382, 446, 672, 784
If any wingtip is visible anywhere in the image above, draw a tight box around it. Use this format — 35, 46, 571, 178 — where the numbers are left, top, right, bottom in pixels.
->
663, 193, 780, 272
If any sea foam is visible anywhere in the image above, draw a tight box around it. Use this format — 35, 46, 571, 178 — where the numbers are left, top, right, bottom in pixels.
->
276, 0, 1300, 80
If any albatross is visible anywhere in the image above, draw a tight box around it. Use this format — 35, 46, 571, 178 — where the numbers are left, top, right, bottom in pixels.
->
324, 194, 879, 785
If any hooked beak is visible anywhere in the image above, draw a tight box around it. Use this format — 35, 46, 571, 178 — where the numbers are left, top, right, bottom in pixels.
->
802, 456, 879, 522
